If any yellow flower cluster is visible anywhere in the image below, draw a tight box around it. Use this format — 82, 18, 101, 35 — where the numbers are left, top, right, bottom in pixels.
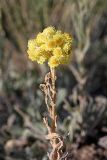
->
27, 27, 73, 68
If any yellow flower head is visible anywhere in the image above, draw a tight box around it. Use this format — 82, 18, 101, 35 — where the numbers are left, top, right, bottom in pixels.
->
27, 26, 73, 68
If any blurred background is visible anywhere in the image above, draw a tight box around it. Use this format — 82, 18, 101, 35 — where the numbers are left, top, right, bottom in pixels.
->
0, 0, 107, 159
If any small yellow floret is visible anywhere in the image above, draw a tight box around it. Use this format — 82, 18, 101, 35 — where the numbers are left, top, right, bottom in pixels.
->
47, 40, 56, 49
43, 27, 55, 36
27, 26, 73, 68
48, 56, 59, 68
53, 47, 63, 57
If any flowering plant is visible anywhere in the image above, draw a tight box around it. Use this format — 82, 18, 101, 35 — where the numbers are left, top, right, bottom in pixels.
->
27, 27, 73, 160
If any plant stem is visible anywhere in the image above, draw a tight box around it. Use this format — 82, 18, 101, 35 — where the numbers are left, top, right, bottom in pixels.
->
40, 68, 66, 160
50, 68, 57, 133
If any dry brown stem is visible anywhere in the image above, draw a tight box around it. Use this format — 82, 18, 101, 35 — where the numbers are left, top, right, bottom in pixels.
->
40, 68, 68, 160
